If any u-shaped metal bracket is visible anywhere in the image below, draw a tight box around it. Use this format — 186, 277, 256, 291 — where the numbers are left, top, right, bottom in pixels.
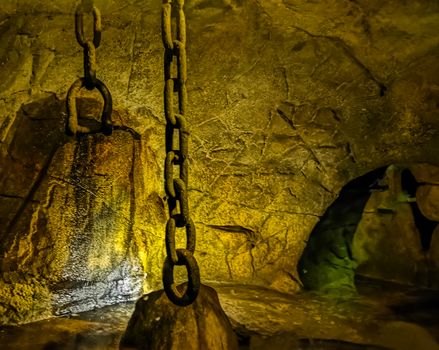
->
66, 77, 113, 136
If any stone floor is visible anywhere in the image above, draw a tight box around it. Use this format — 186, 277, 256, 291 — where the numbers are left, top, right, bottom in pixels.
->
0, 277, 438, 350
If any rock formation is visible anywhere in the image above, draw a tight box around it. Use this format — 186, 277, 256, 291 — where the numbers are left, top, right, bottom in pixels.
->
0, 0, 438, 324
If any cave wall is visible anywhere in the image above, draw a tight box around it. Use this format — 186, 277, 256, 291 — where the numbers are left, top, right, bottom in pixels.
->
0, 0, 438, 324
299, 164, 439, 294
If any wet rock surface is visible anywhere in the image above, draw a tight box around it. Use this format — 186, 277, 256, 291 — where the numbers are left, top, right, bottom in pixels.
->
0, 0, 438, 324
0, 96, 155, 319
0, 280, 438, 350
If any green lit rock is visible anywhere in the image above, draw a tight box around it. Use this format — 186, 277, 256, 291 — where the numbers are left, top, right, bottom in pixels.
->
297, 169, 390, 293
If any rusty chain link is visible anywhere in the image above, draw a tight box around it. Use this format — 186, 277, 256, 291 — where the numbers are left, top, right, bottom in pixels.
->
161, 0, 200, 306
66, 4, 113, 136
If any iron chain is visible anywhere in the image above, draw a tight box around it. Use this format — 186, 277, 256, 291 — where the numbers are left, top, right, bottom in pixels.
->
75, 5, 101, 89
162, 0, 200, 306
66, 4, 113, 136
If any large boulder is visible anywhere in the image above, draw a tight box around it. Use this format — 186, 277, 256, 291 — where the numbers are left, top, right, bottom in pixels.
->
120, 284, 239, 350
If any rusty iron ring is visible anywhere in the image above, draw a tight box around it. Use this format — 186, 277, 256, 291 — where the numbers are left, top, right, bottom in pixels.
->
163, 249, 200, 306
166, 217, 196, 264
66, 77, 113, 136
75, 5, 102, 49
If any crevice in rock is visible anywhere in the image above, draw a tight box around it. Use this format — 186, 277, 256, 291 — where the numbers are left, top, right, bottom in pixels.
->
249, 246, 256, 277
125, 138, 137, 258
300, 169, 334, 195
225, 252, 233, 280
263, 209, 321, 218
277, 106, 324, 169
0, 193, 24, 199
113, 125, 141, 140
345, 142, 357, 163
207, 224, 255, 236
279, 66, 290, 100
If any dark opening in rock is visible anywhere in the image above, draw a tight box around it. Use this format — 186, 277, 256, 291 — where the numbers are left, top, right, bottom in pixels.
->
299, 164, 439, 293
298, 167, 387, 294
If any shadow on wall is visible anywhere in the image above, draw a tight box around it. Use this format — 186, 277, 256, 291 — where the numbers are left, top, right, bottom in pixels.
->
0, 94, 69, 261
298, 164, 439, 294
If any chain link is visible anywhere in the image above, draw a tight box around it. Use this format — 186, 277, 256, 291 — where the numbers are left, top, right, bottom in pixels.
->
161, 0, 200, 306
66, 4, 113, 136
163, 249, 200, 306
75, 5, 102, 49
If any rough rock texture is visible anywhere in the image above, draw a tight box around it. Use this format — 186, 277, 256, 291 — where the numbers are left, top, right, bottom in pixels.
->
3, 281, 439, 350
417, 185, 439, 221
0, 95, 163, 319
353, 164, 439, 288
119, 284, 238, 350
0, 273, 51, 324
0, 0, 439, 324
300, 164, 439, 292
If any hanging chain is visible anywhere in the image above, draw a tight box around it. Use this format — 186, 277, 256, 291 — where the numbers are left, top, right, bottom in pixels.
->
66, 4, 113, 136
161, 0, 200, 306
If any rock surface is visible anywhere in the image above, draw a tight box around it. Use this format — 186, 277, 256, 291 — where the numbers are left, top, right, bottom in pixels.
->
300, 164, 439, 292
0, 0, 438, 323
416, 185, 439, 221
1, 281, 438, 350
119, 284, 238, 350
353, 165, 439, 287
375, 321, 439, 350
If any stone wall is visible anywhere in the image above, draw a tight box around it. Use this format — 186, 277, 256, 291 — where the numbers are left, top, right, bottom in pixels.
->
0, 0, 438, 324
